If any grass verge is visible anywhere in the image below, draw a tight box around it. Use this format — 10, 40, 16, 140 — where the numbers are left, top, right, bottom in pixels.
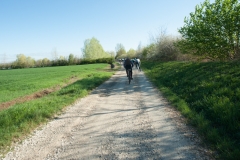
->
141, 61, 240, 160
0, 63, 118, 156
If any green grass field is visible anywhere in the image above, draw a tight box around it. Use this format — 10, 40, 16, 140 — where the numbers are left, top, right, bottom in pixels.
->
141, 61, 240, 159
0, 64, 113, 103
0, 63, 117, 156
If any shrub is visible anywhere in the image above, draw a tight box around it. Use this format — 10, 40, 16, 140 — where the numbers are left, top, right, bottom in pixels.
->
80, 58, 114, 65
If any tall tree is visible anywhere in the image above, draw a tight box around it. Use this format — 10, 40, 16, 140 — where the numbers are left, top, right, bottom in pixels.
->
178, 0, 240, 60
42, 58, 50, 66
68, 54, 74, 65
51, 48, 58, 61
106, 51, 115, 58
26, 56, 35, 68
127, 49, 136, 58
16, 54, 27, 68
115, 43, 126, 58
82, 37, 106, 59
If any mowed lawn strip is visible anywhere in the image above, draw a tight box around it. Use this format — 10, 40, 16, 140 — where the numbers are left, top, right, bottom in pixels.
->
0, 64, 117, 156
141, 61, 240, 160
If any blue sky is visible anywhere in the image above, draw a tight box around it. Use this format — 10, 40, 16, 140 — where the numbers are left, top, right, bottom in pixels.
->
0, 0, 207, 62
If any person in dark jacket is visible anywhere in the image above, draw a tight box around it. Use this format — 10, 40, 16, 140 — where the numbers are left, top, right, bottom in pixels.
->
123, 58, 134, 79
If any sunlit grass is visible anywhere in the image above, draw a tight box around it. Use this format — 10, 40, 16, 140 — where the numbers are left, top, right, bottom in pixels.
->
0, 64, 111, 103
142, 61, 240, 159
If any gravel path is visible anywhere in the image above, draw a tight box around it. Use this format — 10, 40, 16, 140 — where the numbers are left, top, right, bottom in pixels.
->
3, 67, 213, 160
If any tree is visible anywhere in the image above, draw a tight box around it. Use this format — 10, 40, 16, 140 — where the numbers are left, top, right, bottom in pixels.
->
58, 56, 68, 66
35, 59, 43, 67
178, 0, 240, 60
26, 56, 35, 68
73, 55, 81, 64
135, 42, 143, 58
52, 48, 58, 61
137, 42, 143, 52
14, 54, 36, 68
106, 51, 115, 58
127, 49, 136, 58
115, 43, 126, 59
68, 54, 74, 65
82, 37, 107, 59
42, 58, 50, 67
15, 54, 27, 68
141, 44, 156, 59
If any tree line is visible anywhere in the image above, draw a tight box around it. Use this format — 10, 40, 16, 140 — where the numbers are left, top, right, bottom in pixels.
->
126, 0, 240, 62
0, 36, 143, 69
0, 53, 115, 69
2, 0, 239, 69
1, 53, 81, 69
0, 37, 115, 69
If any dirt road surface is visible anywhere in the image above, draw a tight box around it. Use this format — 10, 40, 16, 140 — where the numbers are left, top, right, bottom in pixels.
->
3, 67, 213, 160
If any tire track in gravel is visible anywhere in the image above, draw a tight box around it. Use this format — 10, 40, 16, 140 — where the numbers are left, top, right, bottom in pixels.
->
3, 67, 214, 160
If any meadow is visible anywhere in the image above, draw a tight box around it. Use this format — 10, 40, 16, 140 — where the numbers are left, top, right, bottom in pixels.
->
0, 64, 117, 155
142, 61, 240, 159
0, 64, 112, 103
